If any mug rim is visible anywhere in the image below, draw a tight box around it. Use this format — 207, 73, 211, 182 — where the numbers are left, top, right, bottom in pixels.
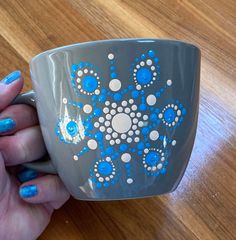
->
30, 38, 200, 65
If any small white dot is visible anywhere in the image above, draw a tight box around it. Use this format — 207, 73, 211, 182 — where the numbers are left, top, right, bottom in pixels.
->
105, 177, 110, 181
121, 153, 131, 163
130, 112, 135, 117
87, 139, 98, 150
153, 72, 157, 76
98, 177, 104, 182
136, 112, 141, 117
157, 163, 163, 169
138, 121, 144, 127
146, 59, 152, 66
136, 64, 140, 69
121, 134, 127, 139
127, 137, 132, 143
95, 89, 100, 95
99, 117, 104, 123
103, 107, 109, 114
149, 130, 159, 141
134, 137, 139, 142
94, 122, 99, 128
175, 117, 179, 122
125, 108, 130, 114
108, 53, 114, 60
132, 125, 137, 130
136, 85, 141, 90
147, 167, 152, 171
110, 140, 115, 145
117, 106, 123, 112
158, 113, 163, 119
104, 121, 110, 127
95, 173, 100, 177
107, 128, 112, 133
112, 132, 118, 138
105, 135, 111, 140
63, 98, 68, 104
106, 157, 111, 161
90, 70, 94, 74
77, 70, 83, 77
167, 79, 172, 86
83, 104, 92, 114
133, 118, 138, 124
84, 68, 88, 74
143, 115, 148, 120
146, 94, 156, 106
116, 139, 121, 144
99, 126, 105, 132
135, 130, 140, 135
131, 105, 137, 111
105, 101, 110, 106
172, 140, 177, 146
112, 103, 117, 108
177, 110, 181, 116
152, 166, 157, 171
106, 114, 112, 120
144, 148, 149, 154
140, 61, 145, 66
109, 79, 121, 92
129, 99, 134, 104
76, 78, 81, 83
110, 109, 116, 115
73, 155, 78, 161
122, 101, 128, 107
128, 130, 134, 136
151, 66, 155, 71
127, 178, 133, 184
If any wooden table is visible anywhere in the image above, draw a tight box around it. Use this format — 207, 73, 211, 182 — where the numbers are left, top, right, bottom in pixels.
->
0, 1, 235, 239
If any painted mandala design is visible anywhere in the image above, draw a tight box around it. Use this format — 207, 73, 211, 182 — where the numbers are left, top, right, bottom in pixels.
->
55, 50, 186, 188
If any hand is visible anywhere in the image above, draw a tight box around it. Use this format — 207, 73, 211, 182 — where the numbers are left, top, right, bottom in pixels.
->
0, 71, 70, 240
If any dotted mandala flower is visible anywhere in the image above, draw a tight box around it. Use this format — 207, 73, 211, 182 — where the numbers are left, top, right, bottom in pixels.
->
56, 50, 186, 189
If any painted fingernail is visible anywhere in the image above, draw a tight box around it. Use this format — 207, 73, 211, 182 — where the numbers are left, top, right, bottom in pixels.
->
0, 118, 16, 133
17, 168, 39, 183
19, 185, 38, 198
1, 70, 21, 85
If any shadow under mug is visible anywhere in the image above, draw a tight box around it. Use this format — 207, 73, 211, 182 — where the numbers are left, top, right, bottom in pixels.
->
13, 39, 200, 200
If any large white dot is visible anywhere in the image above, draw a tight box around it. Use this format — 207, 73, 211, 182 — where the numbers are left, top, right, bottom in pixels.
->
146, 94, 156, 106
108, 53, 114, 60
121, 153, 131, 163
127, 178, 133, 184
167, 79, 172, 86
111, 113, 132, 133
146, 59, 152, 66
149, 130, 159, 141
109, 79, 121, 92
87, 139, 97, 150
83, 104, 92, 113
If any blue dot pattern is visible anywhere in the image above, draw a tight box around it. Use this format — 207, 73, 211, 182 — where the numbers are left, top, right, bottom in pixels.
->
55, 50, 187, 188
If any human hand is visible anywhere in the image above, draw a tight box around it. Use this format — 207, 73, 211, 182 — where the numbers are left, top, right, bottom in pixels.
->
0, 71, 70, 240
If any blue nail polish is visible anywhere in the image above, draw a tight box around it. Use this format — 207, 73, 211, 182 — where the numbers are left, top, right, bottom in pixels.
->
19, 185, 38, 198
17, 168, 38, 183
1, 70, 21, 85
0, 118, 16, 133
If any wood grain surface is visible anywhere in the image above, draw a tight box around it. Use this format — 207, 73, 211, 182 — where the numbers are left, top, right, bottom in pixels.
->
0, 0, 236, 239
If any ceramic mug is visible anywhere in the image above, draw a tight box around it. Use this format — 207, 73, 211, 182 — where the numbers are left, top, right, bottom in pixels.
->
14, 39, 200, 200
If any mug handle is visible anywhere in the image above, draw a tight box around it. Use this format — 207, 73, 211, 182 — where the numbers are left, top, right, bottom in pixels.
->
12, 91, 57, 174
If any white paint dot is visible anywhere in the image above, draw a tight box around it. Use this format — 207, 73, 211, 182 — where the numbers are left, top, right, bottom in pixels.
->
110, 109, 116, 115
140, 61, 145, 66
136, 85, 141, 90
128, 130, 134, 136
132, 125, 137, 130
106, 114, 112, 120
121, 134, 127, 139
136, 64, 140, 69
177, 110, 181, 116
167, 79, 172, 86
134, 137, 139, 142
131, 105, 137, 111
151, 66, 155, 71
87, 139, 97, 150
129, 99, 134, 104
106, 135, 111, 140
127, 137, 132, 143
127, 178, 133, 184
73, 155, 78, 161
94, 122, 99, 128
84, 69, 88, 74
109, 79, 121, 92
112, 113, 132, 133
107, 128, 112, 133
105, 177, 110, 181
95, 89, 100, 95
158, 113, 163, 118
143, 115, 148, 120
121, 153, 131, 163
99, 177, 104, 182
104, 121, 110, 127
112, 132, 118, 138
146, 94, 156, 106
157, 163, 163, 169
152, 166, 157, 171
83, 104, 92, 114
117, 107, 123, 112
112, 103, 117, 108
138, 121, 144, 127
146, 59, 152, 66
105, 101, 110, 106
172, 140, 177, 146
99, 117, 104, 123
135, 130, 140, 135
77, 70, 83, 77
103, 107, 109, 114
149, 130, 159, 141
122, 101, 128, 107
115, 139, 121, 144
175, 117, 179, 122
125, 108, 131, 114
63, 98, 68, 104
144, 148, 149, 154
99, 126, 105, 132
136, 112, 141, 117
110, 140, 115, 145
133, 118, 138, 124
108, 53, 114, 60
130, 112, 135, 117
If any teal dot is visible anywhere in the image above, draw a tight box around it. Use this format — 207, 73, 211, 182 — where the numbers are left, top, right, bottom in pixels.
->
164, 108, 176, 123
136, 67, 152, 85
81, 75, 98, 92
98, 162, 113, 176
145, 151, 160, 166
66, 121, 78, 137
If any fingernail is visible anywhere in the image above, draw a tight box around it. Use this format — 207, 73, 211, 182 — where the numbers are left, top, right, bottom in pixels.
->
19, 185, 38, 198
1, 70, 21, 85
0, 118, 16, 133
17, 168, 39, 183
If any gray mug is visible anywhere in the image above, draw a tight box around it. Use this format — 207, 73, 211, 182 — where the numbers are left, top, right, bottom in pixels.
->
14, 39, 200, 200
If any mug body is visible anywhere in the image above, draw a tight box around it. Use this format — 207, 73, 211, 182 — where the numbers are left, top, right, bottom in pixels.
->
30, 39, 200, 200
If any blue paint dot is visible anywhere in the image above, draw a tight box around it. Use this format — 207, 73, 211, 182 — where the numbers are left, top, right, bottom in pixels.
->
132, 90, 139, 98
66, 121, 78, 137
161, 168, 167, 175
137, 142, 145, 150
71, 73, 76, 78
141, 54, 146, 60
101, 89, 106, 94
148, 50, 155, 58
182, 108, 187, 115
104, 182, 109, 187
99, 94, 106, 102
154, 58, 159, 63
72, 64, 77, 71
79, 63, 84, 68
164, 108, 176, 123
138, 151, 143, 155
95, 132, 103, 140
111, 72, 117, 78
135, 57, 139, 62
85, 122, 93, 130
136, 67, 152, 85
128, 85, 133, 90
125, 163, 131, 168
120, 144, 128, 152
98, 161, 113, 175
145, 151, 160, 166
110, 66, 115, 71
94, 108, 102, 116
142, 127, 149, 135
150, 113, 157, 121
155, 108, 160, 113
77, 103, 83, 108
156, 92, 161, 97
96, 182, 102, 188
106, 147, 114, 154
92, 95, 97, 101
114, 93, 122, 101
81, 75, 98, 92
139, 103, 147, 111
